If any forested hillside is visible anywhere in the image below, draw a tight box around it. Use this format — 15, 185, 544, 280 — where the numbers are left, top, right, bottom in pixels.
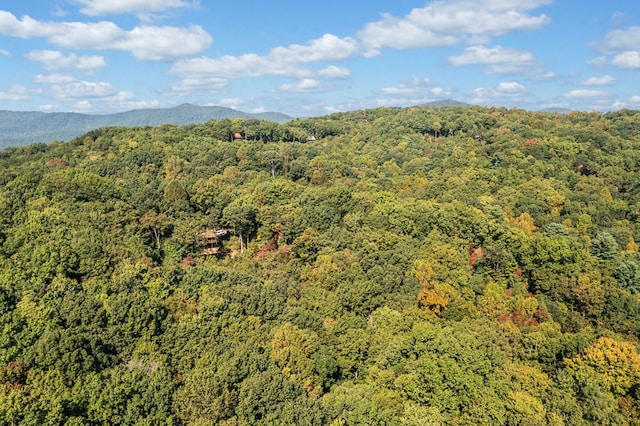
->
1, 107, 640, 425
0, 104, 292, 148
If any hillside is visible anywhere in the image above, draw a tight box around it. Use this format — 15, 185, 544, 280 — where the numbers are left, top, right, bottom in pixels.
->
1, 106, 640, 424
0, 103, 292, 148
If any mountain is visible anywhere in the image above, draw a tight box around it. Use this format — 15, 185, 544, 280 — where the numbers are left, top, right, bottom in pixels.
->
0, 103, 292, 148
418, 99, 471, 108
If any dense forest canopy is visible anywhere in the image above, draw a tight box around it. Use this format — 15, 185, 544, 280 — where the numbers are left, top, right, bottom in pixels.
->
1, 106, 640, 424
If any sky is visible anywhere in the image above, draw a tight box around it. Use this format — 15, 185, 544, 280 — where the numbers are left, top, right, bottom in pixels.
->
0, 0, 639, 117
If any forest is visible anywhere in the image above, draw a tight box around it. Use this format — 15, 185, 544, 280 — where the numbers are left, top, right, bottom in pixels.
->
0, 105, 640, 425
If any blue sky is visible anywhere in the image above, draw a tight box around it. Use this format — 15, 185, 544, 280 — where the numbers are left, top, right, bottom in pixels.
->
0, 0, 638, 116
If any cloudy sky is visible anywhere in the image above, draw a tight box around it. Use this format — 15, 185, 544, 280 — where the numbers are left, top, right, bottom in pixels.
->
0, 0, 638, 116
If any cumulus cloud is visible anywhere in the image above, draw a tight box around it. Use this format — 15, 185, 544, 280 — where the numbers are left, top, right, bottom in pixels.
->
169, 76, 229, 96
612, 51, 640, 69
376, 77, 452, 106
563, 89, 609, 99
587, 56, 607, 67
448, 45, 549, 76
0, 11, 211, 61
280, 79, 323, 93
598, 26, 640, 53
73, 100, 93, 110
217, 98, 244, 109
172, 34, 357, 80
593, 26, 640, 70
26, 50, 106, 72
34, 73, 76, 84
170, 34, 360, 95
74, 0, 195, 16
449, 45, 533, 66
271, 34, 360, 63
472, 81, 529, 104
380, 77, 431, 95
168, 0, 553, 97
172, 54, 309, 81
0, 49, 10, 57
580, 75, 616, 86
117, 99, 162, 110
42, 79, 154, 111
318, 65, 350, 79
51, 80, 117, 99
0, 85, 41, 101
358, 0, 551, 52
455, 46, 523, 73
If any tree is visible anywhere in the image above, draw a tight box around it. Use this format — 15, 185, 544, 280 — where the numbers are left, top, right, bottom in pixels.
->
222, 194, 259, 252
140, 210, 173, 250
414, 261, 458, 315
591, 231, 620, 262
565, 337, 640, 397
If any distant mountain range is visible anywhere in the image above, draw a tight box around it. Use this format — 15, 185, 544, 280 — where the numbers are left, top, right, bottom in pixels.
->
418, 99, 471, 108
0, 103, 292, 148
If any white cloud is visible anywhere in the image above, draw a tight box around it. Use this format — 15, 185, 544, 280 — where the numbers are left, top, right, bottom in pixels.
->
116, 99, 161, 110
318, 65, 350, 79
168, 1, 552, 98
51, 80, 117, 99
110, 25, 212, 61
0, 11, 211, 61
217, 98, 244, 108
34, 73, 76, 84
472, 81, 529, 103
630, 95, 640, 103
73, 100, 93, 110
0, 48, 10, 57
448, 45, 549, 76
169, 76, 229, 96
449, 45, 533, 66
172, 34, 358, 80
358, 0, 551, 51
380, 77, 431, 95
563, 89, 609, 99
587, 56, 607, 67
598, 26, 640, 53
280, 79, 323, 93
75, 0, 195, 16
0, 85, 41, 101
612, 51, 640, 69
429, 87, 451, 97
594, 26, 640, 70
45, 83, 154, 111
271, 34, 360, 63
0, 11, 51, 38
376, 77, 452, 106
39, 104, 58, 111
170, 33, 360, 95
580, 75, 616, 86
26, 50, 106, 72
495, 81, 528, 95
172, 54, 309, 82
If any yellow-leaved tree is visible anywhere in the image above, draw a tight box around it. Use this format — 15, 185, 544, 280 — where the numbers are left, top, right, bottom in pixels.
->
565, 336, 640, 397
414, 260, 458, 315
